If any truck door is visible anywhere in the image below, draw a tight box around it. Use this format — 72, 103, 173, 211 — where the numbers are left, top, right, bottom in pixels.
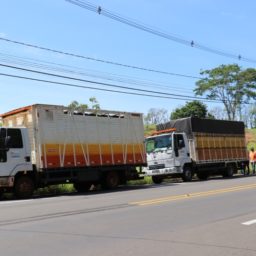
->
0, 128, 28, 177
173, 133, 190, 167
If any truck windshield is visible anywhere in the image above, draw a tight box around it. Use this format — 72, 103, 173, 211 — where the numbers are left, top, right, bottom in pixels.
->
146, 135, 172, 153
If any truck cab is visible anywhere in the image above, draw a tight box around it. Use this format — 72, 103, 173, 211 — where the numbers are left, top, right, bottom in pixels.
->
0, 127, 33, 193
143, 130, 192, 183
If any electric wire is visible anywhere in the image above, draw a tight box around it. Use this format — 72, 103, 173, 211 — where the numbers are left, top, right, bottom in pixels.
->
0, 63, 218, 102
0, 63, 251, 105
0, 52, 194, 94
0, 37, 201, 79
0, 72, 212, 102
65, 0, 256, 64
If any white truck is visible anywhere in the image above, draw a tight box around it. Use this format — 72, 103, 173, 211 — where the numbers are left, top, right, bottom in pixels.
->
144, 117, 249, 183
0, 104, 146, 198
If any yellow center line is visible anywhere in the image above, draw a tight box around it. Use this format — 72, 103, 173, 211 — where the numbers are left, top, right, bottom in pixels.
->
130, 183, 256, 206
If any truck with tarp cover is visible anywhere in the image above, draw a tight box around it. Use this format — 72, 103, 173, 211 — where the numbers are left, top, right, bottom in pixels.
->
143, 117, 248, 183
0, 104, 146, 198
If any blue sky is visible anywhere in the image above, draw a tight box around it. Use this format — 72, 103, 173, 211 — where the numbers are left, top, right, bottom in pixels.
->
0, 0, 255, 115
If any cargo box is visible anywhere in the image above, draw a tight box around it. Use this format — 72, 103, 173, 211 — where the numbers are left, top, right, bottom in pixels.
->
1, 104, 146, 170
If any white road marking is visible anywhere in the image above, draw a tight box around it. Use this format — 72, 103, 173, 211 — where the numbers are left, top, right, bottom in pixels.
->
242, 219, 256, 226
0, 200, 34, 205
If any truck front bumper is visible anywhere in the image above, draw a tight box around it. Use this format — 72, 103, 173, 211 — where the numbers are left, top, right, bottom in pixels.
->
143, 166, 180, 176
0, 176, 14, 188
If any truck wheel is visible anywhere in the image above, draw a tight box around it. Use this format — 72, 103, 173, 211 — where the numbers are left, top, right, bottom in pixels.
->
182, 166, 193, 182
14, 176, 34, 199
74, 182, 92, 193
223, 165, 234, 178
197, 172, 209, 181
152, 176, 163, 184
102, 171, 120, 189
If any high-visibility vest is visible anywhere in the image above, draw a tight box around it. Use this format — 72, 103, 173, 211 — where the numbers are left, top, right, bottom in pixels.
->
249, 151, 255, 161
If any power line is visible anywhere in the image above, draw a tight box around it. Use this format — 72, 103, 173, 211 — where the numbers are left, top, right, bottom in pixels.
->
66, 0, 256, 64
0, 52, 195, 94
0, 63, 219, 102
0, 72, 214, 102
0, 37, 201, 79
1, 63, 251, 105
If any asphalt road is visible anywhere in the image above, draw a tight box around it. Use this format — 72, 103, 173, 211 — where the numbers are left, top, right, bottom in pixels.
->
0, 175, 256, 256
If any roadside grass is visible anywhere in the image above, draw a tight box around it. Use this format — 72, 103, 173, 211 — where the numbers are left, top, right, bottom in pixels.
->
35, 177, 153, 196
128, 176, 152, 185
1, 184, 76, 199
35, 184, 76, 196
34, 177, 153, 196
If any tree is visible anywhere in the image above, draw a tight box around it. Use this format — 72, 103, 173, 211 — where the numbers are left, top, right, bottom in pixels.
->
68, 100, 88, 112
209, 106, 227, 120
195, 64, 256, 121
89, 97, 100, 110
246, 104, 256, 128
144, 108, 169, 125
68, 98, 100, 112
170, 101, 213, 120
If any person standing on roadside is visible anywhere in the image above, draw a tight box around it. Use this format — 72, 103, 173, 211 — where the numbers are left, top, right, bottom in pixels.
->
249, 147, 256, 174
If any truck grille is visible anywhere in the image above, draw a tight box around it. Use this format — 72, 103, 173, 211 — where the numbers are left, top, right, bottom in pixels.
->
149, 164, 165, 170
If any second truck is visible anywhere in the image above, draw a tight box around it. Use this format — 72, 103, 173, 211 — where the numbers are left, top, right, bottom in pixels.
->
144, 117, 249, 183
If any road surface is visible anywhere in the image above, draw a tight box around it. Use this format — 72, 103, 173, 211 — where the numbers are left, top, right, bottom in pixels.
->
0, 175, 256, 256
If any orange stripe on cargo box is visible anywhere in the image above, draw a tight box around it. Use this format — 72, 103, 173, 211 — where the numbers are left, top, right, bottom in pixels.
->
41, 143, 145, 168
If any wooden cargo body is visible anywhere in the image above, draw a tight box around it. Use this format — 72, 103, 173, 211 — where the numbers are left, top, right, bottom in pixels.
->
188, 132, 247, 162
1, 104, 146, 170
157, 117, 247, 163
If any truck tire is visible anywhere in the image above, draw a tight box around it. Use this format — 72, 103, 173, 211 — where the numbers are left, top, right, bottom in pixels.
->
197, 172, 209, 181
14, 176, 34, 199
182, 166, 193, 182
223, 165, 234, 178
102, 171, 120, 189
152, 176, 163, 184
74, 182, 92, 193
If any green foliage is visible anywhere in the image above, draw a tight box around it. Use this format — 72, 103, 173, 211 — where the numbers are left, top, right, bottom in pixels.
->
68, 100, 88, 112
144, 123, 156, 136
89, 97, 100, 110
246, 128, 256, 150
35, 184, 75, 196
128, 176, 152, 185
195, 64, 256, 120
249, 104, 256, 128
170, 100, 214, 120
68, 98, 100, 111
